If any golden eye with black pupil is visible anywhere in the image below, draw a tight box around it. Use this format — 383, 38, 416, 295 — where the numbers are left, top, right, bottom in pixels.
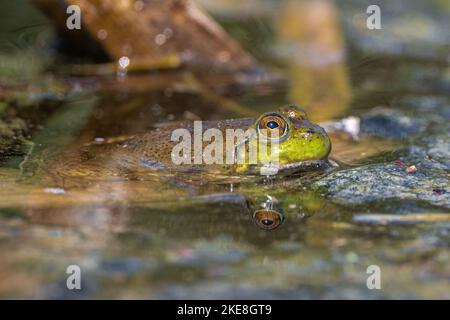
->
257, 114, 288, 139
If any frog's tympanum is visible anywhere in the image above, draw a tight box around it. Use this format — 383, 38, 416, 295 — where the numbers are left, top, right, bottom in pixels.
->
51, 105, 331, 180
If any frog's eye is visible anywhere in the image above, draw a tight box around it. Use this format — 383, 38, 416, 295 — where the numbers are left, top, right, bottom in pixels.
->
257, 114, 288, 139
253, 209, 284, 230
279, 105, 308, 120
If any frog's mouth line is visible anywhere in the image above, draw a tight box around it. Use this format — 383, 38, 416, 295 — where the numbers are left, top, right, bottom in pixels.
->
277, 159, 335, 173
243, 159, 335, 175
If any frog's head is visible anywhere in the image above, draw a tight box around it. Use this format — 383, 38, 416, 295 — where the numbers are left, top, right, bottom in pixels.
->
235, 105, 331, 174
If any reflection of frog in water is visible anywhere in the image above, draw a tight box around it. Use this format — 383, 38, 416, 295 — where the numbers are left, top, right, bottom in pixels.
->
50, 105, 331, 181
252, 195, 285, 230
13, 106, 332, 231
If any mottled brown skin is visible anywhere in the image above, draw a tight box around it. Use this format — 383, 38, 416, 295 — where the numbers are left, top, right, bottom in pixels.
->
50, 106, 331, 182
50, 118, 254, 180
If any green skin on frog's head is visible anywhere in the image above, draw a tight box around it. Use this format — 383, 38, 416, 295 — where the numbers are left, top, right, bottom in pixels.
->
234, 105, 331, 173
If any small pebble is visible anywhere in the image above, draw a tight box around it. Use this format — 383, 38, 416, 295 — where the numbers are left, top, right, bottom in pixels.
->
432, 188, 446, 196
406, 165, 417, 174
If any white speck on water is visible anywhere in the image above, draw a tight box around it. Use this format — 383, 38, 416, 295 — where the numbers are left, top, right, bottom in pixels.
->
95, 137, 105, 142
155, 33, 167, 46
342, 116, 360, 140
118, 56, 130, 69
97, 29, 108, 40
44, 188, 66, 195
321, 116, 360, 140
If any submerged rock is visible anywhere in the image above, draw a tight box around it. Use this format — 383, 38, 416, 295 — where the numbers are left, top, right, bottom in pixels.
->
315, 164, 449, 208
314, 130, 450, 208
360, 107, 427, 139
0, 117, 28, 158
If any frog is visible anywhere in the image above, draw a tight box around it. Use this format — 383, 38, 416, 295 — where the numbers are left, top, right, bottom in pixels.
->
49, 105, 331, 181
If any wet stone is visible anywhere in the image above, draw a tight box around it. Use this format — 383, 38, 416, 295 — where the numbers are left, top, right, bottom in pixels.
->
360, 108, 427, 139
314, 130, 450, 208
315, 163, 449, 208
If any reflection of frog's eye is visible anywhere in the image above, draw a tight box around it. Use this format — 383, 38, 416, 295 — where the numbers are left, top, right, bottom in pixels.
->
253, 209, 284, 230
258, 114, 288, 139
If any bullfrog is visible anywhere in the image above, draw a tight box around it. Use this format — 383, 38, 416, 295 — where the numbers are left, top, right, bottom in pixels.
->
49, 105, 331, 181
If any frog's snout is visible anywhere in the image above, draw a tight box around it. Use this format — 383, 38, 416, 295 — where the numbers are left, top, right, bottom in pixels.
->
289, 121, 332, 160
